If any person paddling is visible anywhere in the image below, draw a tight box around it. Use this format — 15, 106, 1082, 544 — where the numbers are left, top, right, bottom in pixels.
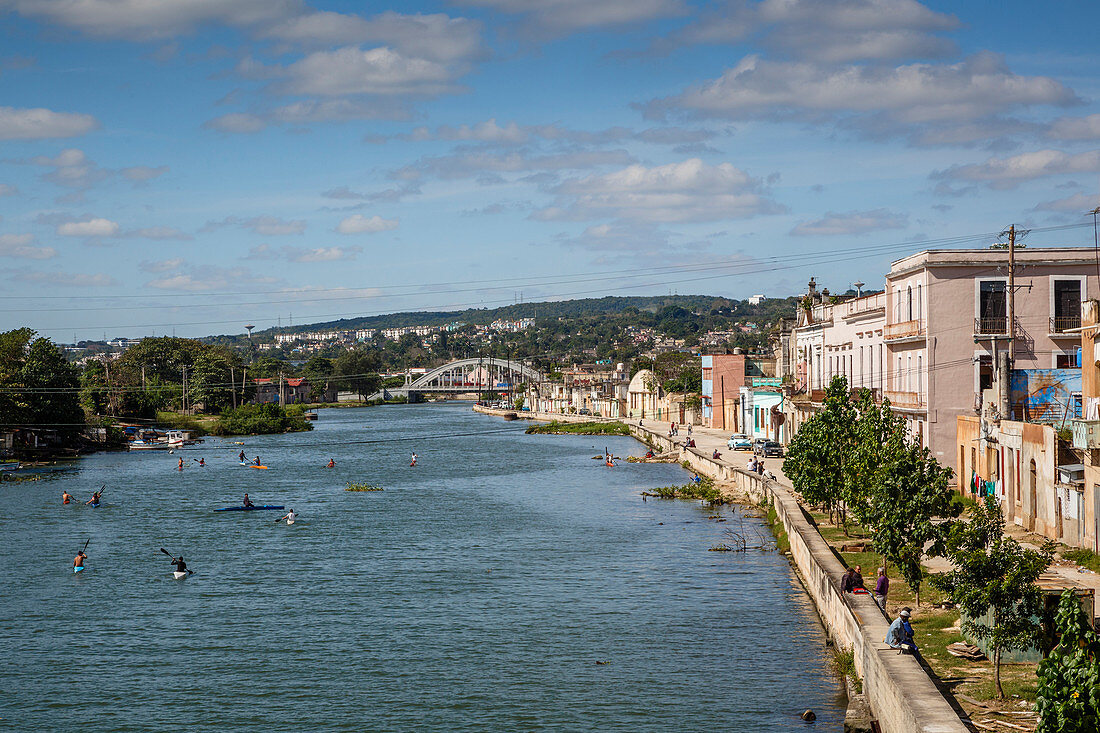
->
86, 490, 102, 507
254, 456, 261, 466
410, 453, 418, 467
243, 493, 254, 508
239, 450, 246, 463
74, 550, 87, 572
62, 491, 73, 505
177, 457, 184, 471
276, 509, 297, 525
198, 457, 205, 467
170, 555, 187, 574
327, 458, 335, 468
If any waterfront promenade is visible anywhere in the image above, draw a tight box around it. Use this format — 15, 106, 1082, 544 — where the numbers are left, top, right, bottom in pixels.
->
475, 406, 970, 733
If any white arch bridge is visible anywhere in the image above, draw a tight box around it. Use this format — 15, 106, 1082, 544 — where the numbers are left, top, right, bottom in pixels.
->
374, 358, 544, 400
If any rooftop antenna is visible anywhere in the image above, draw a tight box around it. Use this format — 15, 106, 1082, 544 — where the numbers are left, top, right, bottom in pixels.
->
853, 280, 864, 297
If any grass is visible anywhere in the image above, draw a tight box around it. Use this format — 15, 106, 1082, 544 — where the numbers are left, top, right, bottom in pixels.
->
525, 420, 630, 435
1062, 548, 1100, 573
647, 475, 724, 503
156, 411, 214, 436
832, 646, 862, 694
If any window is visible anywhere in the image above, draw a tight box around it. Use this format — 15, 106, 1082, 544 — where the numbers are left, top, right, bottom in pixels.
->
977, 354, 993, 392
916, 283, 922, 321
917, 355, 922, 394
978, 280, 1007, 333
897, 355, 902, 390
907, 355, 912, 392
906, 285, 913, 321
1056, 351, 1080, 368
702, 367, 713, 380
1053, 279, 1082, 332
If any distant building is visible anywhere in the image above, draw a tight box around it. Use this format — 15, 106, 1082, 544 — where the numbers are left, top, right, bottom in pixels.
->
747, 294, 766, 305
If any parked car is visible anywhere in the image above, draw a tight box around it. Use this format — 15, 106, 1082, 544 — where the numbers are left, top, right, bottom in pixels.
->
578, 408, 591, 415
760, 441, 784, 458
727, 433, 752, 450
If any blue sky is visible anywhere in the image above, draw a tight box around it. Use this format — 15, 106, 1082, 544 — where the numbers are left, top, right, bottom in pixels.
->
2, 0, 1100, 341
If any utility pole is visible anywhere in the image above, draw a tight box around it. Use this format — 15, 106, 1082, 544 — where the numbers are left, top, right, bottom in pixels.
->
231, 367, 237, 409
1008, 224, 1016, 362
182, 365, 187, 414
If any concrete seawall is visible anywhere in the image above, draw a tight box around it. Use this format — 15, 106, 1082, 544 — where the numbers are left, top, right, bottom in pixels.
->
474, 406, 969, 733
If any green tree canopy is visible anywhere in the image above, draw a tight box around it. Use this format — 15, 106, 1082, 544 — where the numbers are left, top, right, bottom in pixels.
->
333, 349, 382, 400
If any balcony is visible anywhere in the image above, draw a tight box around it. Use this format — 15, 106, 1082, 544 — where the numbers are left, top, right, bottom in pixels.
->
1072, 420, 1100, 450
1050, 315, 1082, 335
974, 316, 1008, 335
883, 390, 925, 410
884, 319, 925, 341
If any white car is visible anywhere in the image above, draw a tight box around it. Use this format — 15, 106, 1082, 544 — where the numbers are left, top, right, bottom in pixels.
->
727, 433, 752, 450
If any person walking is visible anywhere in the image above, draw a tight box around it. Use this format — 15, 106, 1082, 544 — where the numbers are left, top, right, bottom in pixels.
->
874, 568, 890, 609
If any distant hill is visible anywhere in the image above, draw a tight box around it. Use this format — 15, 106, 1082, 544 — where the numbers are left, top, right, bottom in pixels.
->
211, 295, 759, 340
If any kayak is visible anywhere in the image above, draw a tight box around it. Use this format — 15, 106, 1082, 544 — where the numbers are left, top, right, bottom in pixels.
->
215, 505, 284, 512
239, 462, 270, 470
173, 570, 188, 579
73, 566, 84, 573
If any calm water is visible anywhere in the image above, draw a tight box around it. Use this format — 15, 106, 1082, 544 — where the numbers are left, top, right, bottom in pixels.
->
2, 404, 843, 731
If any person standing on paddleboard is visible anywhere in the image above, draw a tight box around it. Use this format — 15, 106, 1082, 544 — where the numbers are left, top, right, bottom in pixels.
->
239, 450, 246, 463
178, 457, 184, 470
410, 453, 417, 467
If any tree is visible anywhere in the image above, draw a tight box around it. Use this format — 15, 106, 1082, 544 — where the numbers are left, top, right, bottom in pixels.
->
301, 356, 335, 397
21, 336, 85, 437
333, 349, 382, 400
783, 376, 857, 527
186, 347, 243, 413
931, 496, 1053, 698
1036, 589, 1100, 732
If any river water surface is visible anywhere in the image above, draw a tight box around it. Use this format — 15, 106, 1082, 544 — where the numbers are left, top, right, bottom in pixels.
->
3, 404, 844, 731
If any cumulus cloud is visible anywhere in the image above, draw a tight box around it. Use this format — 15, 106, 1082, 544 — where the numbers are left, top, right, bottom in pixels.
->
243, 243, 362, 262
535, 158, 785, 223
646, 52, 1079, 140
791, 208, 908, 236
11, 270, 116, 287
335, 214, 399, 234
203, 112, 268, 134
139, 258, 185, 273
1047, 114, 1100, 141
459, 0, 686, 37
933, 149, 1100, 190
0, 105, 98, 140
120, 165, 169, 182
0, 233, 55, 259
202, 215, 306, 236
1033, 192, 1100, 213
276, 46, 459, 97
56, 217, 120, 237
651, 0, 958, 63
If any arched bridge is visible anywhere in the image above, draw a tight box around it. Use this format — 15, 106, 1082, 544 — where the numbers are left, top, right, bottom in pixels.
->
375, 358, 544, 400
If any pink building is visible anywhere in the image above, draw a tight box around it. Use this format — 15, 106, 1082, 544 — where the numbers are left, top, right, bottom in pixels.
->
885, 248, 1099, 465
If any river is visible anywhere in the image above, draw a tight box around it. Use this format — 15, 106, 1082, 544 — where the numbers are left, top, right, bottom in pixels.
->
2, 403, 844, 731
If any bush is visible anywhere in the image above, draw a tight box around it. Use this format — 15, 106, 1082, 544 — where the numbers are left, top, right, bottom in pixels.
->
211, 403, 313, 436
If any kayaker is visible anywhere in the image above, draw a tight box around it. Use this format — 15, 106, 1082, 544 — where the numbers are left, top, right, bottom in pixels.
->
238, 450, 246, 462
410, 453, 417, 467
177, 457, 184, 470
86, 490, 102, 507
198, 457, 205, 467
74, 551, 87, 571
278, 509, 297, 525
62, 491, 73, 505
254, 456, 261, 466
170, 556, 187, 574
243, 493, 254, 508
327, 458, 335, 468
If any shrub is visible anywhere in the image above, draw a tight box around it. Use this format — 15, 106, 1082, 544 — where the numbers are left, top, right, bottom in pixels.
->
211, 403, 313, 436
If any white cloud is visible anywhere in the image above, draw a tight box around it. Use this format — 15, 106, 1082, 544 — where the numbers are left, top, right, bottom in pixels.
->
933, 149, 1100, 189
394, 149, 635, 182
659, 0, 958, 63
460, 0, 685, 36
1047, 114, 1100, 141
1033, 192, 1100, 213
139, 258, 185, 273
12, 270, 116, 287
286, 246, 362, 262
336, 214, 399, 234
203, 112, 267, 134
120, 165, 169, 182
26, 148, 108, 189
146, 264, 280, 292
127, 226, 191, 240
278, 46, 458, 97
791, 208, 908, 236
647, 52, 1079, 131
0, 106, 98, 139
202, 215, 306, 236
57, 217, 120, 237
0, 233, 55, 259
537, 158, 784, 223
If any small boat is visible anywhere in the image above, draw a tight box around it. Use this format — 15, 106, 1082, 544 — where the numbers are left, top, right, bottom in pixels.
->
239, 462, 270, 469
0, 460, 20, 472
128, 440, 169, 451
173, 570, 188, 579
215, 505, 285, 512
303, 412, 318, 421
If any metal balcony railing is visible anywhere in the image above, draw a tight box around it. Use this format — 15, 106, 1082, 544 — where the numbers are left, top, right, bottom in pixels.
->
1050, 315, 1081, 334
884, 319, 925, 341
974, 316, 1009, 335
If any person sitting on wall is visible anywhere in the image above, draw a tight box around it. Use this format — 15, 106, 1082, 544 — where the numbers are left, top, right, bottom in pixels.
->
841, 565, 866, 593
885, 608, 918, 653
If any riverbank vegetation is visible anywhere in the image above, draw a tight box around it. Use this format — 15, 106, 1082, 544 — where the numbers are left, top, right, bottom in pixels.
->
525, 420, 630, 435
209, 404, 313, 436
645, 475, 723, 503
346, 482, 383, 492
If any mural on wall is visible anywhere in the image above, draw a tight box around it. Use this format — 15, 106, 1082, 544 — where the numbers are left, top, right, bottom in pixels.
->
1010, 369, 1082, 423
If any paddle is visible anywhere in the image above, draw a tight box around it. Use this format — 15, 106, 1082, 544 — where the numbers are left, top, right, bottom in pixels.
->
160, 547, 194, 575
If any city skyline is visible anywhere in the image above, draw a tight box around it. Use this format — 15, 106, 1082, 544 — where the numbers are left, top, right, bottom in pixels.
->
2, 0, 1100, 341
